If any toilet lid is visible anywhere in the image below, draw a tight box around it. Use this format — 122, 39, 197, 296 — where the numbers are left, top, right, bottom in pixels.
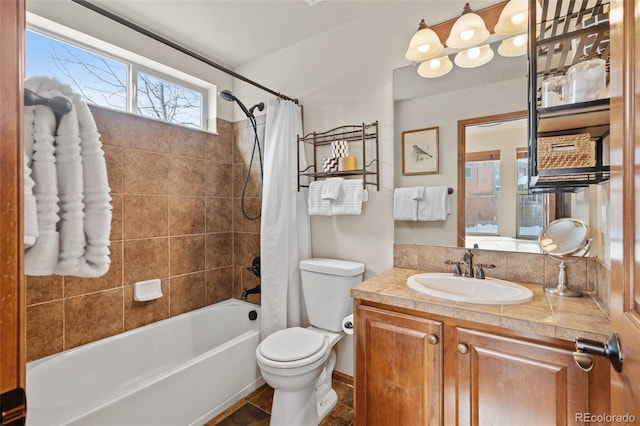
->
259, 327, 326, 362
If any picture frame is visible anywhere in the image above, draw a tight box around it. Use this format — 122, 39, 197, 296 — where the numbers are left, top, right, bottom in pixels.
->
402, 126, 439, 175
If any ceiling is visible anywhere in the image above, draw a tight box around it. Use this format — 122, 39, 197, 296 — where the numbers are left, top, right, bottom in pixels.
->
85, 0, 493, 69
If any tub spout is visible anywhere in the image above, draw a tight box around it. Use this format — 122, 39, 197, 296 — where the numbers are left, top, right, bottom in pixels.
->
241, 284, 261, 300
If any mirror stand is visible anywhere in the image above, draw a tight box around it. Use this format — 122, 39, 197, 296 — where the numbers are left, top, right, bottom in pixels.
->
545, 258, 583, 297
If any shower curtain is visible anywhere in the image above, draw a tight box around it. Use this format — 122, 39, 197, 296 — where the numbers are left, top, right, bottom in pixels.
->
260, 99, 311, 338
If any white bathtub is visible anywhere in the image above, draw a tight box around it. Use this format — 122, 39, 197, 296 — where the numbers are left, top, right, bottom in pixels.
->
26, 299, 264, 426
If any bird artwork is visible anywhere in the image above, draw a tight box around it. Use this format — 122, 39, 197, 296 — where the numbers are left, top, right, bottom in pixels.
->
412, 144, 432, 162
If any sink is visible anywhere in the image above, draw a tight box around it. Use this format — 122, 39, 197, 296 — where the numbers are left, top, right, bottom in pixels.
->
407, 273, 534, 305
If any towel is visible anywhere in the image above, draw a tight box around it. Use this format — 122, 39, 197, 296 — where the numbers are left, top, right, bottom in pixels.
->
393, 186, 424, 221
418, 186, 451, 221
321, 177, 344, 201
332, 179, 365, 215
308, 181, 333, 215
24, 153, 39, 248
24, 76, 112, 277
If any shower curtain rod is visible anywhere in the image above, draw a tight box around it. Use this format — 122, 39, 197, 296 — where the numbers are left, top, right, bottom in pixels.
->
70, 0, 298, 104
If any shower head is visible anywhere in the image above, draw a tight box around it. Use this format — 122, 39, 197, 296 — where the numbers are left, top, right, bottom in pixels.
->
219, 89, 236, 103
219, 89, 253, 118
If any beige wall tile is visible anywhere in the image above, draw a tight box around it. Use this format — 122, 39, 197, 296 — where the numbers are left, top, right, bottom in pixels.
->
65, 289, 124, 349
124, 149, 169, 195
207, 197, 233, 233
26, 301, 64, 362
26, 275, 63, 305
170, 196, 206, 236
170, 272, 206, 316
206, 233, 233, 269
205, 162, 233, 197
169, 127, 208, 159
91, 106, 123, 147
233, 162, 261, 198
122, 116, 171, 154
170, 235, 206, 276
169, 156, 205, 196
110, 194, 123, 241
207, 119, 233, 164
124, 280, 170, 331
206, 267, 234, 305
103, 145, 123, 194
123, 195, 169, 239
234, 232, 260, 268
124, 238, 169, 285
65, 241, 123, 297
233, 197, 261, 233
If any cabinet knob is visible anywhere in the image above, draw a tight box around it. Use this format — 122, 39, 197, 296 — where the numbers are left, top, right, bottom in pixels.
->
427, 334, 438, 345
457, 343, 469, 354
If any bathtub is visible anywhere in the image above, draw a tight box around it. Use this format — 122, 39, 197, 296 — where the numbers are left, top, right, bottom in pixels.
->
26, 299, 264, 426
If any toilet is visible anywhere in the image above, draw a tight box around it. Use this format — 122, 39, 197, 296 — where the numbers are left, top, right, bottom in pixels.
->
256, 258, 365, 426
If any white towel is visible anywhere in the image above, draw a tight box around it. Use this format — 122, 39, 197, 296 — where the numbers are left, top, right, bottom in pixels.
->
332, 179, 365, 215
393, 186, 423, 221
418, 186, 451, 221
24, 153, 38, 248
321, 177, 344, 201
24, 76, 112, 277
308, 181, 333, 216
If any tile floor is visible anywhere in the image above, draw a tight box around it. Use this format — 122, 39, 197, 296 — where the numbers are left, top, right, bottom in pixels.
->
206, 377, 354, 426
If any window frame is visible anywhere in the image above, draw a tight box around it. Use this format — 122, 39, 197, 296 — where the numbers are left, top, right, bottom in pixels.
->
465, 149, 501, 236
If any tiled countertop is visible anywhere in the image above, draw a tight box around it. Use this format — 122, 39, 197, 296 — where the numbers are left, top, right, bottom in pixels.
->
351, 268, 611, 342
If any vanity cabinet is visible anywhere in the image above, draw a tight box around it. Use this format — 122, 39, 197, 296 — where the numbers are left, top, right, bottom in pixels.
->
354, 303, 610, 426
355, 305, 442, 426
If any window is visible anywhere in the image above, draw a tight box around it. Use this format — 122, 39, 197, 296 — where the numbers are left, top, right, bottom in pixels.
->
26, 29, 207, 130
465, 150, 500, 235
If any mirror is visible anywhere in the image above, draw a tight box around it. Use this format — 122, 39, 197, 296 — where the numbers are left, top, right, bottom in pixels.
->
538, 218, 591, 297
394, 40, 591, 253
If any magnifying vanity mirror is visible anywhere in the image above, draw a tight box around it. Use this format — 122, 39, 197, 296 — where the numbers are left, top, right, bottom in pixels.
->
538, 218, 591, 297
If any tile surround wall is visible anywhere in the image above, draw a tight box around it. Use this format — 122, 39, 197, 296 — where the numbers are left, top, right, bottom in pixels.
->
25, 106, 262, 362
393, 243, 611, 312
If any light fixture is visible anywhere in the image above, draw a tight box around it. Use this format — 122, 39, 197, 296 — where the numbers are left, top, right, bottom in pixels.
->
417, 56, 453, 78
405, 19, 445, 62
498, 34, 528, 57
495, 0, 543, 35
454, 44, 494, 68
446, 3, 490, 49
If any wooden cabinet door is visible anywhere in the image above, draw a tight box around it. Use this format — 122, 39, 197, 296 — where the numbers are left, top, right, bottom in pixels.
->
455, 328, 589, 426
355, 305, 442, 426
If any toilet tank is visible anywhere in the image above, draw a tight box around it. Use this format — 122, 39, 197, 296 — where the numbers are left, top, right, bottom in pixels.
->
300, 258, 365, 332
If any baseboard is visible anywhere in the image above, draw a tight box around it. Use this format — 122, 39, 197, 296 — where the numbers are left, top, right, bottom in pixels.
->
332, 370, 353, 386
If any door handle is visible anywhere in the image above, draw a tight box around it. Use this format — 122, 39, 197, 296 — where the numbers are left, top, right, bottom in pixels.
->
573, 333, 622, 373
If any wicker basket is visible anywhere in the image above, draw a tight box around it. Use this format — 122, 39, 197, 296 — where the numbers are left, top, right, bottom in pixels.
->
537, 133, 595, 170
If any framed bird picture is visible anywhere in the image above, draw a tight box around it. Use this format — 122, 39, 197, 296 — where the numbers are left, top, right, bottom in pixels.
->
402, 126, 439, 175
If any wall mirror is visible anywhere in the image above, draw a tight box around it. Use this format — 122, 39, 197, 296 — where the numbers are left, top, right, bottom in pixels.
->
394, 40, 593, 254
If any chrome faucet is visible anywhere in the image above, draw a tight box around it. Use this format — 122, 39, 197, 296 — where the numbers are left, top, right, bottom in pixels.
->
462, 249, 474, 278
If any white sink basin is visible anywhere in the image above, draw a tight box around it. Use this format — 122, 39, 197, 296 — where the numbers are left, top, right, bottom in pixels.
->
407, 273, 533, 305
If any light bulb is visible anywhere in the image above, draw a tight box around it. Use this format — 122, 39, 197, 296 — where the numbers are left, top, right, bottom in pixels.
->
510, 12, 526, 26
467, 47, 480, 60
429, 58, 441, 70
460, 29, 475, 41
418, 44, 431, 53
513, 34, 526, 47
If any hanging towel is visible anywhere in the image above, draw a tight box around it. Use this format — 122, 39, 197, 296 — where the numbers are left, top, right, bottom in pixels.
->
321, 177, 344, 201
332, 179, 365, 215
24, 153, 39, 249
24, 76, 112, 277
308, 181, 333, 215
393, 186, 424, 221
418, 186, 451, 221
24, 98, 60, 275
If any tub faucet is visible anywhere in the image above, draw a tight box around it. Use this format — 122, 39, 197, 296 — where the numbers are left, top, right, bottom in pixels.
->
241, 284, 261, 300
462, 249, 474, 278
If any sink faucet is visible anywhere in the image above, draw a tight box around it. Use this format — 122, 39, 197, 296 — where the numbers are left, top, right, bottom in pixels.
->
462, 249, 474, 278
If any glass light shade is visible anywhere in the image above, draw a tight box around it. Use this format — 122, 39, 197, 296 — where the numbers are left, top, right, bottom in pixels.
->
454, 44, 494, 68
446, 8, 490, 49
498, 34, 528, 57
417, 56, 453, 78
405, 20, 444, 62
495, 0, 543, 35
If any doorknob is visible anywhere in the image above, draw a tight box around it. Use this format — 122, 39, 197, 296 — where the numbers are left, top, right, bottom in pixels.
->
573, 333, 622, 373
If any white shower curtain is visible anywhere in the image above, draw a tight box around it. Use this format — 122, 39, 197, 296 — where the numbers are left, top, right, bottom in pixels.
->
260, 99, 311, 338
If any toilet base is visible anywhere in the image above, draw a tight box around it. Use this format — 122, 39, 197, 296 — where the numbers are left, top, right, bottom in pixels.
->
268, 350, 338, 426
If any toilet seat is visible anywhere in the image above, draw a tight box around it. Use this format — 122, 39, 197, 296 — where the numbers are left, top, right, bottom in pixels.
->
258, 327, 329, 369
